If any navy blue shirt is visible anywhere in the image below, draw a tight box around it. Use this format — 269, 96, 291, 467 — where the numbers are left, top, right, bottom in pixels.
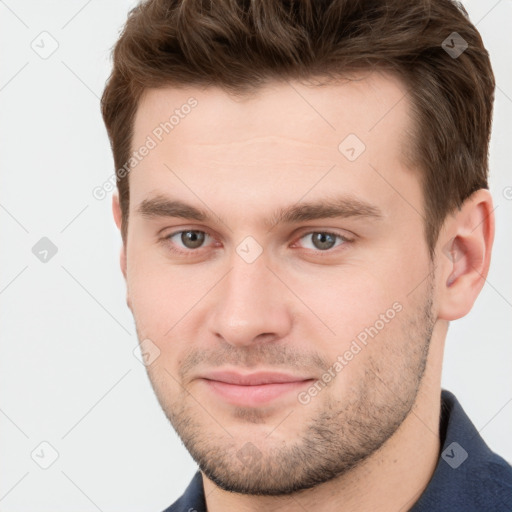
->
162, 390, 512, 511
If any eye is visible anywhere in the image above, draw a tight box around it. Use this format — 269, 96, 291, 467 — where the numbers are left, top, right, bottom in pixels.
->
165, 230, 212, 251
297, 231, 349, 251
161, 228, 351, 257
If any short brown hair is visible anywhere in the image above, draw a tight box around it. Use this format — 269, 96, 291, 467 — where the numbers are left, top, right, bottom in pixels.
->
101, 0, 495, 257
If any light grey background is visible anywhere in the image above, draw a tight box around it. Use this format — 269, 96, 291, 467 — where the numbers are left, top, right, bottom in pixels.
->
0, 1, 511, 511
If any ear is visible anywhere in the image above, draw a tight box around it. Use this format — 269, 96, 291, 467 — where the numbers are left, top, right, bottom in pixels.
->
112, 192, 127, 280
436, 189, 495, 321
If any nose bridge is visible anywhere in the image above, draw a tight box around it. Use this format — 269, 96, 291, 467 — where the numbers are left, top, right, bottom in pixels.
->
230, 253, 273, 309
207, 248, 292, 346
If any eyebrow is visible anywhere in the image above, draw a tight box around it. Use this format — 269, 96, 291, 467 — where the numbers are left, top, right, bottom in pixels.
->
136, 194, 383, 228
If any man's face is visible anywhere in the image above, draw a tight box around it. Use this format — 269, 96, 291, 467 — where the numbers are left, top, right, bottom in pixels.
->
123, 72, 437, 494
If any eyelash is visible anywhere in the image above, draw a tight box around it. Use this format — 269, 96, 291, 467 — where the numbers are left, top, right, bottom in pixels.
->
160, 229, 353, 257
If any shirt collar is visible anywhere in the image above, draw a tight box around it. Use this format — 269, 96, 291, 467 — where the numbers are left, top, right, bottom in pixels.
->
410, 389, 512, 511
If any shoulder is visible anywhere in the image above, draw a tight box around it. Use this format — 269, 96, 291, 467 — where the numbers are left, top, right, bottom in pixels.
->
464, 457, 512, 510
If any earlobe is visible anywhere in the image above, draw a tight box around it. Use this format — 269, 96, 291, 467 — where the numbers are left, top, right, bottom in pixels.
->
436, 189, 495, 321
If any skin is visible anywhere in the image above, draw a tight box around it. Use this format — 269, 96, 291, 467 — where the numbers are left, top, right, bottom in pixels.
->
112, 71, 494, 511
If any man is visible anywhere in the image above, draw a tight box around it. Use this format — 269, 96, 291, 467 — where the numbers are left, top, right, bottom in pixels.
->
101, 0, 512, 510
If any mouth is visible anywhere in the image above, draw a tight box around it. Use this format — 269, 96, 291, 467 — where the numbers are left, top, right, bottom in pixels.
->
197, 370, 315, 406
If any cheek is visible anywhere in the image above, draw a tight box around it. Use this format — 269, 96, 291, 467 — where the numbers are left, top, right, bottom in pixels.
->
126, 238, 190, 315
126, 249, 217, 365
126, 253, 180, 340
283, 263, 400, 339
284, 252, 426, 375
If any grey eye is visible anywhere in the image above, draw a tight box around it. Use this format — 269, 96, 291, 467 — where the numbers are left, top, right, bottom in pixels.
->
180, 230, 206, 249
300, 232, 344, 251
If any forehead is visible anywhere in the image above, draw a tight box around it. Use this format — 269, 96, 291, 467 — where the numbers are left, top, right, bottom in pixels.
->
133, 71, 412, 150
129, 71, 420, 226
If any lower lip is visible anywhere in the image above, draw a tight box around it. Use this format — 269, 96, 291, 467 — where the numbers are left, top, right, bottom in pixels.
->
201, 379, 313, 406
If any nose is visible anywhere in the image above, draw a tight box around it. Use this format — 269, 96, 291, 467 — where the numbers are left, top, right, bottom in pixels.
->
207, 253, 294, 348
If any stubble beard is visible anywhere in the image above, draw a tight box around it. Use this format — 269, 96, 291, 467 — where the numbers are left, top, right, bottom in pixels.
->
143, 283, 435, 496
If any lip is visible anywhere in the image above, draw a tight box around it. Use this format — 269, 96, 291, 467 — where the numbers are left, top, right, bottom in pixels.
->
200, 370, 313, 385
197, 370, 315, 406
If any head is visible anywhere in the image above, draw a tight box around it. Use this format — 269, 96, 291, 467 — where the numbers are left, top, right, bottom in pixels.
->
102, 0, 495, 495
